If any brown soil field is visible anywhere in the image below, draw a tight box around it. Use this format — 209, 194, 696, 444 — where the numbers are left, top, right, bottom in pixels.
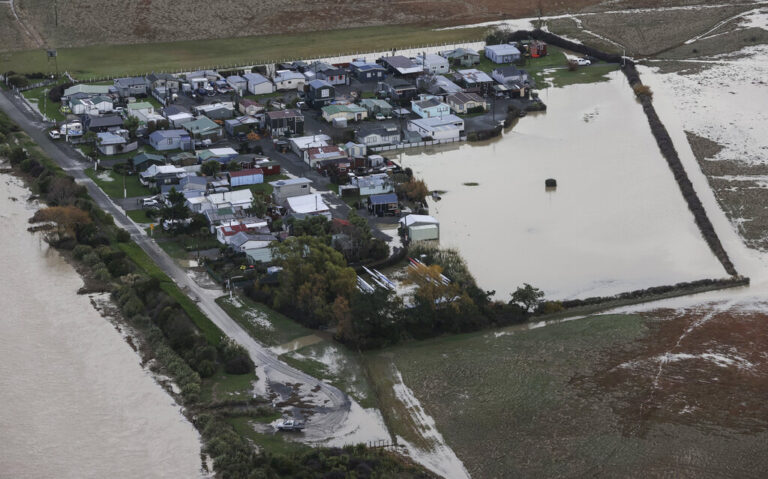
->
5, 0, 605, 51
686, 131, 768, 251
2, 0, 761, 53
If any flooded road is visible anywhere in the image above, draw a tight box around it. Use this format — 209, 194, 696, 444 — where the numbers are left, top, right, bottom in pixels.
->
0, 175, 203, 478
398, 71, 726, 300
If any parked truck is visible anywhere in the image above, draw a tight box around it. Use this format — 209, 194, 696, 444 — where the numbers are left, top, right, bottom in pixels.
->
276, 419, 305, 432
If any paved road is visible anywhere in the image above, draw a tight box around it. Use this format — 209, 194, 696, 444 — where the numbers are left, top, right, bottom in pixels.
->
0, 89, 358, 442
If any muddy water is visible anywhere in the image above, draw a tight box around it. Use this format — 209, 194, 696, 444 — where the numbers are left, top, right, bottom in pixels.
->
398, 71, 725, 299
0, 176, 203, 478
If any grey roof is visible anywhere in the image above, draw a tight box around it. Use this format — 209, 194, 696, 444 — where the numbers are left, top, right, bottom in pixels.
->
149, 129, 189, 140
381, 56, 418, 69
494, 66, 525, 77
86, 114, 123, 128
115, 76, 146, 87
447, 92, 484, 105
243, 72, 270, 85
163, 105, 189, 116
414, 97, 444, 109
146, 72, 178, 82
309, 79, 332, 89
369, 193, 398, 205
270, 177, 312, 187
266, 109, 302, 119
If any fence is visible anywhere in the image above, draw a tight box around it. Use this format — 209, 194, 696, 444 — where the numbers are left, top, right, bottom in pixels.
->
371, 136, 467, 152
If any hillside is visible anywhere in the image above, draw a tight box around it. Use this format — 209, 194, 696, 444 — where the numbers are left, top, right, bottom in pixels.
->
4, 0, 606, 52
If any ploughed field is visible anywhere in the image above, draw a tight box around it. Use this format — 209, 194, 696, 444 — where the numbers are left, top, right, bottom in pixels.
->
368, 307, 768, 478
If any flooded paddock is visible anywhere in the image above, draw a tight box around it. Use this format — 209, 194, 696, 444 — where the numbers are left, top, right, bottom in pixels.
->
398, 71, 726, 300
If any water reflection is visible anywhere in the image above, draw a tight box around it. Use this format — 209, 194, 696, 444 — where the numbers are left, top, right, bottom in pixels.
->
398, 72, 725, 299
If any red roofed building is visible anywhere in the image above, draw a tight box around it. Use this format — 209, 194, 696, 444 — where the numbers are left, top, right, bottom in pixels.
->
304, 145, 347, 168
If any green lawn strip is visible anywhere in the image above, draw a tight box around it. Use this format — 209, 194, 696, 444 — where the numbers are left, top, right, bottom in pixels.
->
216, 294, 312, 346
4, 24, 486, 77
126, 209, 154, 223
227, 417, 310, 456
21, 84, 67, 122
84, 167, 148, 198
541, 63, 619, 88
200, 370, 257, 404
160, 282, 224, 346
117, 241, 167, 280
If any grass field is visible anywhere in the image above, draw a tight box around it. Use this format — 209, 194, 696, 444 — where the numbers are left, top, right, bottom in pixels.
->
21, 83, 67, 122
84, 167, 148, 198
126, 209, 154, 224
365, 314, 650, 478
3, 24, 486, 78
199, 369, 258, 403
216, 294, 312, 347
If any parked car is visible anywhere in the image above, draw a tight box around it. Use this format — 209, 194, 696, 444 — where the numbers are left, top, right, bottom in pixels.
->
296, 101, 308, 110
375, 113, 385, 121
575, 57, 591, 66
142, 198, 161, 208
276, 419, 305, 432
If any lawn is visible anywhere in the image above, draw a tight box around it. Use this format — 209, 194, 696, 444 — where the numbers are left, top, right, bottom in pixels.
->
216, 294, 312, 347
364, 314, 649, 478
227, 417, 310, 456
21, 82, 67, 122
117, 241, 167, 281
234, 173, 289, 198
126, 209, 155, 224
200, 369, 258, 404
4, 24, 487, 78
84, 167, 148, 198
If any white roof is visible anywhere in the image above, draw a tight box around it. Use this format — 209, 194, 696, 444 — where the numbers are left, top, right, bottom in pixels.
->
286, 194, 329, 214
400, 214, 439, 227
485, 44, 521, 55
289, 134, 331, 150
167, 112, 194, 121
141, 164, 186, 178
207, 189, 254, 206
409, 115, 464, 130
207, 147, 238, 156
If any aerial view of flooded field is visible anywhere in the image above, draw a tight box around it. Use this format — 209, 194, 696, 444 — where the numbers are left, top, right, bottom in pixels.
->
398, 72, 726, 299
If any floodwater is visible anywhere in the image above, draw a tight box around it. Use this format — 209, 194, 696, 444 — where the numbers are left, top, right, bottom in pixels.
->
398, 71, 726, 300
0, 175, 203, 478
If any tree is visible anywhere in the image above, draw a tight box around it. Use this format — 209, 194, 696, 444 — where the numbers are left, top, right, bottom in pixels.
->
510, 283, 545, 312
396, 177, 429, 203
201, 160, 221, 177
30, 205, 91, 240
160, 187, 190, 234
250, 195, 267, 218
123, 116, 140, 139
336, 288, 404, 349
270, 236, 356, 328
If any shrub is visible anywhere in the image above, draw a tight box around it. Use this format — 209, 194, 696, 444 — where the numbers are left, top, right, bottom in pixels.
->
72, 244, 93, 260
20, 158, 33, 172
7, 75, 28, 88
93, 266, 112, 283
633, 83, 653, 98
123, 296, 144, 317
81, 252, 102, 267
115, 229, 131, 243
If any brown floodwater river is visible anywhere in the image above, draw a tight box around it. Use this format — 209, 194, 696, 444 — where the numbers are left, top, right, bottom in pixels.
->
0, 175, 203, 478
397, 71, 726, 300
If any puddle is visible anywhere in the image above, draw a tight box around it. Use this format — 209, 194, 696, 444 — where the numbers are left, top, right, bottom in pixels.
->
270, 335, 325, 355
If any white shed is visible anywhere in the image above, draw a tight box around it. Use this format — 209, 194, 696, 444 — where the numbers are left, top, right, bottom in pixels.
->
400, 214, 440, 241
